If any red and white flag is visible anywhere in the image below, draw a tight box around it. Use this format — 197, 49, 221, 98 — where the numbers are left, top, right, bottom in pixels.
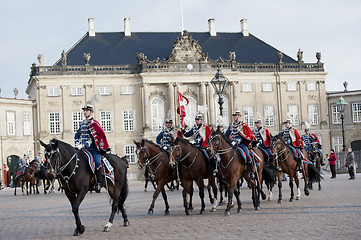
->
177, 92, 189, 127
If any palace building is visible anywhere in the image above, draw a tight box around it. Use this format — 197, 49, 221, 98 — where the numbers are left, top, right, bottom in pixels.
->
24, 18, 329, 180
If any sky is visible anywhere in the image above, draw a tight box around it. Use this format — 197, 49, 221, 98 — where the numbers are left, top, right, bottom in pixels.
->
1, 0, 361, 99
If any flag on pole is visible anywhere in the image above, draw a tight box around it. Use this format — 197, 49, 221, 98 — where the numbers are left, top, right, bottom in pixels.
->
177, 91, 189, 127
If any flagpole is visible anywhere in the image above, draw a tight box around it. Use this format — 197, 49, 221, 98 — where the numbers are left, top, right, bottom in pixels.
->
177, 83, 181, 128
180, 0, 184, 33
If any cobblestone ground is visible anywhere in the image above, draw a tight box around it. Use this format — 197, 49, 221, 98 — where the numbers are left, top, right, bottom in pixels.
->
1, 171, 361, 240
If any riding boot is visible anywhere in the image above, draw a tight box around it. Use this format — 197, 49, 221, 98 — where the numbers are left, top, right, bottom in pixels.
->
247, 161, 255, 179
94, 168, 102, 193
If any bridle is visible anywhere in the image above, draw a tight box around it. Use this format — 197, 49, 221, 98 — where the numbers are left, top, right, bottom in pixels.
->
170, 143, 198, 169
208, 134, 236, 169
136, 144, 165, 177
44, 147, 79, 190
270, 138, 289, 163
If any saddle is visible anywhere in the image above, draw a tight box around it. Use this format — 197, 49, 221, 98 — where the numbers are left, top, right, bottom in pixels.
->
82, 149, 115, 185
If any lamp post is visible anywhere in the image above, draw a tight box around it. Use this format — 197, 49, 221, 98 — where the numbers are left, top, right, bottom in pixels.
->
210, 68, 229, 116
336, 96, 348, 151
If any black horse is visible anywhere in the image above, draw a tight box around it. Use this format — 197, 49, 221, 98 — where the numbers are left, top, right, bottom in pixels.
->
40, 139, 129, 236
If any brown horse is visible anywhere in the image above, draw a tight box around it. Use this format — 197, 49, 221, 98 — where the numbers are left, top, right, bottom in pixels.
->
270, 134, 322, 203
134, 139, 175, 215
208, 132, 265, 215
307, 141, 323, 191
169, 138, 218, 215
14, 160, 39, 196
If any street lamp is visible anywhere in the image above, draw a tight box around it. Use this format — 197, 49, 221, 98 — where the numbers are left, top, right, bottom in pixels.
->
210, 68, 229, 116
336, 96, 348, 151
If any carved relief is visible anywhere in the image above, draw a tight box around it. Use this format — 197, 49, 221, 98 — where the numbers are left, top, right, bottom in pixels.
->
48, 101, 59, 107
288, 95, 296, 100
183, 87, 198, 99
149, 89, 166, 100
72, 100, 82, 106
308, 95, 317, 100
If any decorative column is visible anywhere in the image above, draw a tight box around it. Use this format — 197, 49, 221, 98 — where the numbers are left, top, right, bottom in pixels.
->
199, 82, 207, 106
207, 83, 216, 127
168, 83, 175, 120
143, 83, 150, 129
232, 81, 239, 113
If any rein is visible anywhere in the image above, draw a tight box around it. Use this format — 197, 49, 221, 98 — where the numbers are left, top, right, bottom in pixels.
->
137, 145, 166, 177
271, 139, 290, 169
177, 144, 199, 169
209, 135, 236, 170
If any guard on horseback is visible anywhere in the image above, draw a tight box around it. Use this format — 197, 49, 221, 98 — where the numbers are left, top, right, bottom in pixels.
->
301, 128, 324, 165
280, 118, 305, 170
35, 151, 45, 167
183, 114, 216, 176
225, 111, 256, 179
17, 154, 28, 179
253, 119, 272, 161
156, 118, 182, 150
74, 104, 111, 193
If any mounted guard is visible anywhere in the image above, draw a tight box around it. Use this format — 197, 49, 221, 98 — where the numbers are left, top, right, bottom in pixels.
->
225, 111, 256, 179
280, 118, 307, 170
74, 104, 111, 193
183, 114, 216, 176
156, 118, 182, 151
252, 119, 272, 161
301, 128, 324, 165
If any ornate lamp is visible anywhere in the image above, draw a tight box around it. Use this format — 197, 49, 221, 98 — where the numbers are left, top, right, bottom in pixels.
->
211, 69, 229, 116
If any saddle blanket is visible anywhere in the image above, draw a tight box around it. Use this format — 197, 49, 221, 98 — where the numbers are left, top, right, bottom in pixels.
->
82, 149, 115, 185
15, 167, 26, 179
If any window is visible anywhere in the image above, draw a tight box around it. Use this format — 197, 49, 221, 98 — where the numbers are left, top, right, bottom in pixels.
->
332, 136, 343, 153
262, 83, 272, 92
72, 112, 83, 133
264, 106, 274, 127
331, 104, 341, 124
48, 87, 60, 96
49, 112, 60, 134
306, 82, 317, 91
308, 105, 319, 125
122, 86, 133, 95
123, 110, 134, 132
288, 105, 299, 125
352, 103, 361, 123
215, 96, 229, 127
100, 111, 111, 132
242, 83, 253, 92
6, 111, 15, 135
243, 107, 254, 127
71, 87, 82, 96
99, 86, 110, 95
185, 96, 197, 127
23, 112, 31, 136
127, 172, 137, 179
151, 97, 165, 134
287, 83, 297, 91
125, 145, 136, 164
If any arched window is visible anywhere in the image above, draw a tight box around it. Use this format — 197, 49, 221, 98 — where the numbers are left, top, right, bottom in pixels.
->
151, 97, 164, 135
215, 96, 229, 127
185, 96, 197, 126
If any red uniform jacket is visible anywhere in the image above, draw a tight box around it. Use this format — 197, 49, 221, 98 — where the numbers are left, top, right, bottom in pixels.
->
89, 119, 110, 152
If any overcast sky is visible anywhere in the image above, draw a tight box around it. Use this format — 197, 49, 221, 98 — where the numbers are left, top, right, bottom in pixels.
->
1, 0, 360, 99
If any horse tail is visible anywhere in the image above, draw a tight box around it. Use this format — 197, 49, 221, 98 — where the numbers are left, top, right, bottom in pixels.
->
117, 178, 129, 214
262, 164, 276, 186
307, 164, 323, 183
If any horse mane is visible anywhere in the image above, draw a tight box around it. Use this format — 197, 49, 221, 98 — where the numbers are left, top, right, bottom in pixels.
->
143, 139, 164, 152
219, 133, 233, 146
177, 137, 192, 145
273, 134, 287, 146
29, 159, 37, 165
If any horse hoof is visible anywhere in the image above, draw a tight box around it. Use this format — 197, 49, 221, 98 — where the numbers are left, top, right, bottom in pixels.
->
289, 198, 294, 202
164, 210, 170, 215
147, 210, 153, 215
261, 193, 267, 200
296, 196, 300, 200
190, 204, 194, 210
73, 229, 80, 236
237, 208, 242, 213
224, 210, 231, 216
210, 206, 217, 212
199, 210, 205, 215
318, 188, 322, 191
123, 220, 130, 227
218, 201, 223, 206
231, 203, 235, 208
268, 197, 272, 201
278, 199, 282, 204
255, 206, 260, 211
185, 209, 190, 215
104, 226, 111, 232
305, 190, 310, 196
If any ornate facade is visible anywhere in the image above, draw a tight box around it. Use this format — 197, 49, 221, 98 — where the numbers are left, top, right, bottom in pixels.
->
25, 18, 329, 180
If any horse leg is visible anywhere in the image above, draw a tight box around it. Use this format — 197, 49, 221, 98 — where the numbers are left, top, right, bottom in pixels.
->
295, 172, 302, 200
225, 179, 236, 216
289, 174, 295, 202
160, 187, 170, 215
233, 186, 242, 213
209, 177, 218, 212
65, 189, 87, 236
197, 180, 206, 215
181, 180, 192, 215
147, 180, 166, 215
218, 177, 224, 206
302, 163, 310, 196
104, 184, 121, 232
277, 171, 283, 203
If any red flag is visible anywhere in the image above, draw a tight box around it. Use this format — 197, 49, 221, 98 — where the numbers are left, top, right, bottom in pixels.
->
177, 92, 189, 127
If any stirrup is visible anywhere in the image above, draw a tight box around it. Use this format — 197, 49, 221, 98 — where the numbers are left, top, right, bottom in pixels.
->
95, 183, 101, 193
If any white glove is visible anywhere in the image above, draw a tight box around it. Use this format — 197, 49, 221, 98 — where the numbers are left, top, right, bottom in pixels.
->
190, 140, 196, 145
163, 146, 168, 150
75, 144, 83, 150
231, 141, 236, 146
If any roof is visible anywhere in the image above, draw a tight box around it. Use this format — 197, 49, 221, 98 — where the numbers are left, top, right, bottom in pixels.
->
55, 32, 296, 66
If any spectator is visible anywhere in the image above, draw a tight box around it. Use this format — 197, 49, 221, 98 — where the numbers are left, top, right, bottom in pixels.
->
345, 147, 355, 180
328, 149, 337, 179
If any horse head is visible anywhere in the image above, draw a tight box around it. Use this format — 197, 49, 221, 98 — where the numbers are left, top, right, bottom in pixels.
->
134, 139, 147, 168
270, 134, 287, 160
